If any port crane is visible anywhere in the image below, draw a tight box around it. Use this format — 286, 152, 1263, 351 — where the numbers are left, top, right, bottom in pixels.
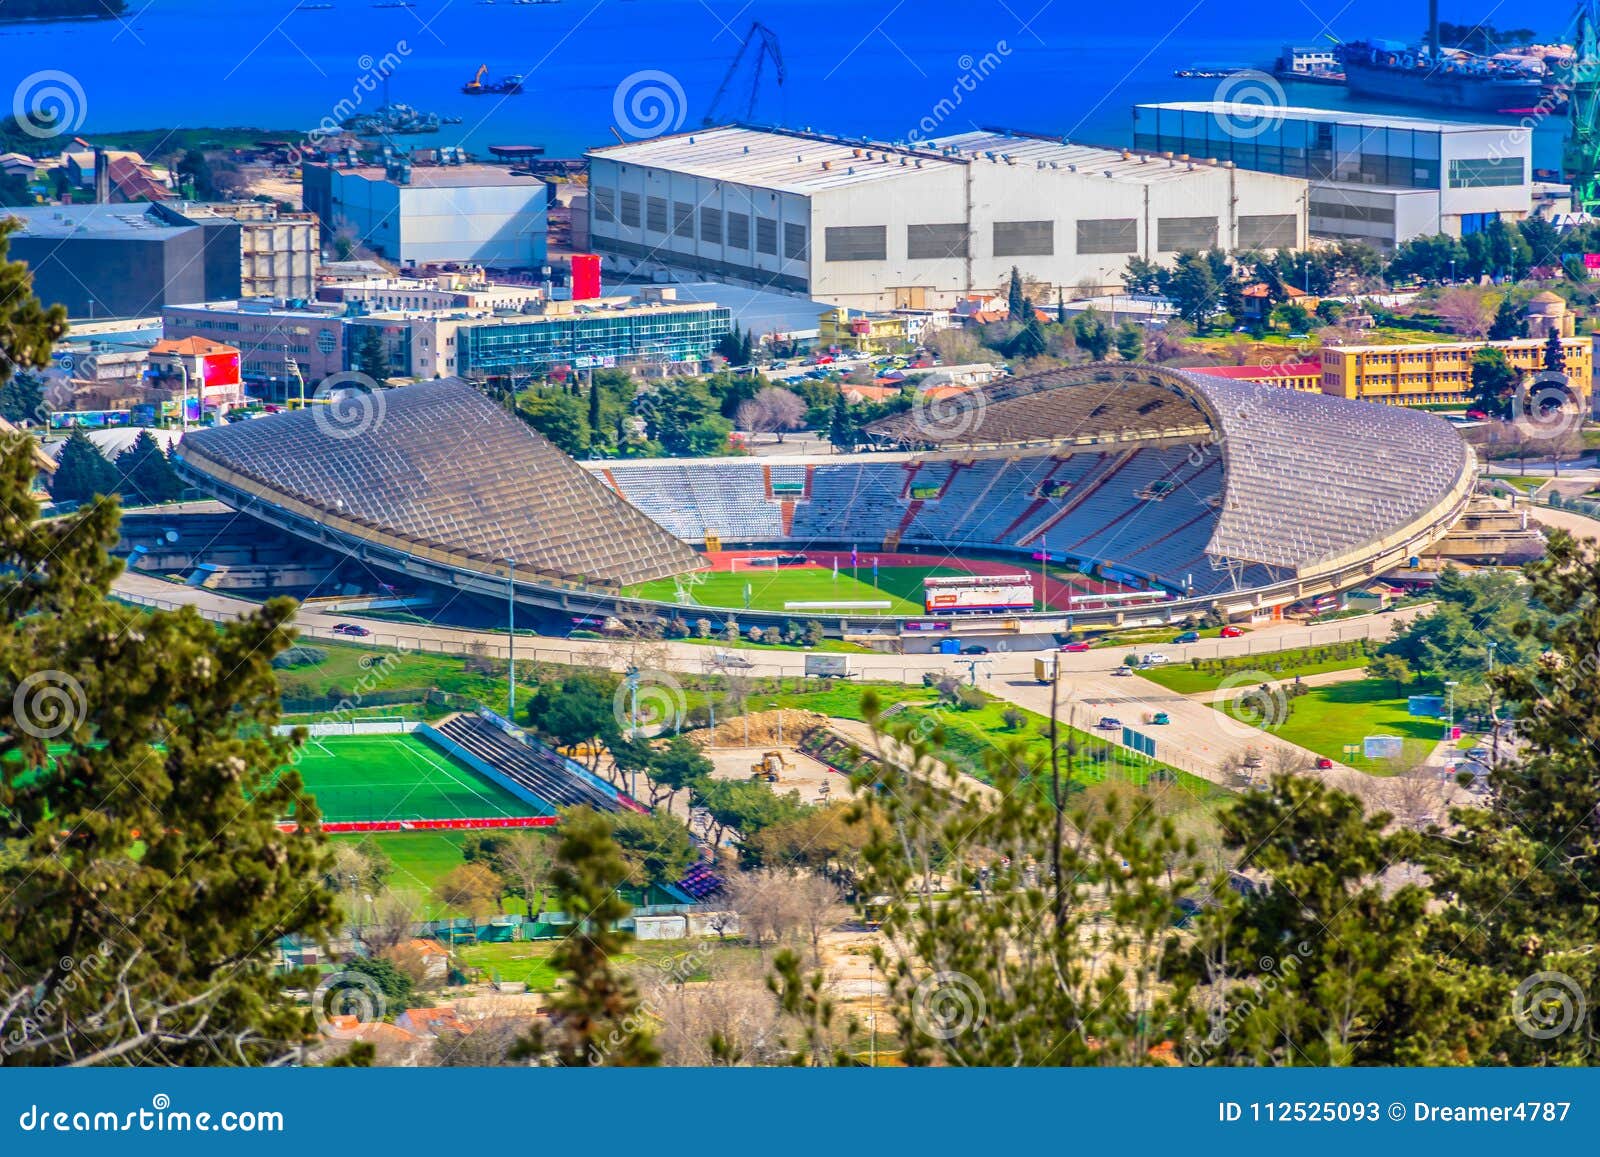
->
703, 21, 786, 125
1564, 0, 1600, 212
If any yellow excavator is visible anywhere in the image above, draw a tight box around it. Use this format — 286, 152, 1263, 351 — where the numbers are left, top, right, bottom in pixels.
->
750, 750, 793, 783
462, 64, 488, 94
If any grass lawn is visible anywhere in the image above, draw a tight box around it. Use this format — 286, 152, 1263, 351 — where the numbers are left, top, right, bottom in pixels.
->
283, 733, 539, 823
626, 564, 958, 616
1139, 644, 1375, 695
454, 938, 760, 990
336, 830, 474, 918
275, 640, 511, 707
1258, 679, 1444, 770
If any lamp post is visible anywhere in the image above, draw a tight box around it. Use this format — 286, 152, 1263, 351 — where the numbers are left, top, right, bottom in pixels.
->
173, 360, 191, 432
1445, 679, 1459, 743
505, 557, 516, 719
768, 701, 782, 745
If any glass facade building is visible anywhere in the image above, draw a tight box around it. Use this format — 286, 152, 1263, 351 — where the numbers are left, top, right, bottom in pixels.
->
1131, 105, 1524, 193
457, 306, 732, 378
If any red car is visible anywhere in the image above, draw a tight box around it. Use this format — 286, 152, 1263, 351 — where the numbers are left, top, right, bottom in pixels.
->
1060, 641, 1091, 653
1315, 757, 1334, 770
1219, 626, 1243, 638
1465, 408, 1487, 420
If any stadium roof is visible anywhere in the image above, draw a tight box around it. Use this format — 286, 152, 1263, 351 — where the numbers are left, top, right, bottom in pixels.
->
177, 379, 701, 587
865, 364, 1472, 573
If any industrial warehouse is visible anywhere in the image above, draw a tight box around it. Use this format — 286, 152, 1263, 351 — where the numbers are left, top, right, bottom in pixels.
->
585, 125, 1309, 308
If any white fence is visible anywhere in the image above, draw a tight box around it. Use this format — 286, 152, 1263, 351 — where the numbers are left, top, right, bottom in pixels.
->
273, 719, 421, 738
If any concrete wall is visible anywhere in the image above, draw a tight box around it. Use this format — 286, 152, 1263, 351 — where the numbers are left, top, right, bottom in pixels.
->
15, 232, 209, 320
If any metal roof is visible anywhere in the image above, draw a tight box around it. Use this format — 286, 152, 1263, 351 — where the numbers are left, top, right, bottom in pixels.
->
1136, 101, 1514, 134
587, 125, 963, 193
930, 131, 1253, 184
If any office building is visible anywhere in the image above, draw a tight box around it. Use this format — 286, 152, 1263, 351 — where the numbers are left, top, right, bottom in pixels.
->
1132, 102, 1533, 248
1319, 336, 1591, 405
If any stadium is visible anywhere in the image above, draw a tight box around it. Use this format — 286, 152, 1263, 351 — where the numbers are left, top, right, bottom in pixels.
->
172, 365, 1476, 646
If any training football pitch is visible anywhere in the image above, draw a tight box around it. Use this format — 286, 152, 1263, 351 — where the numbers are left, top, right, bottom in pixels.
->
281, 733, 538, 823
626, 564, 963, 616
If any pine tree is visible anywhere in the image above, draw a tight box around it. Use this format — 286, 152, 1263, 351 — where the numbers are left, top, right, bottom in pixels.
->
586, 372, 603, 451
512, 809, 659, 1066
1055, 288, 1068, 327
828, 389, 856, 450
0, 229, 338, 1066
1488, 295, 1525, 341
1544, 327, 1567, 374
355, 327, 389, 384
48, 427, 119, 504
114, 429, 184, 505
1006, 267, 1027, 320
0, 369, 44, 424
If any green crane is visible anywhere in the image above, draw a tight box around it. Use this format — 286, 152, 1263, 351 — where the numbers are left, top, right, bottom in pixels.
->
1563, 0, 1600, 212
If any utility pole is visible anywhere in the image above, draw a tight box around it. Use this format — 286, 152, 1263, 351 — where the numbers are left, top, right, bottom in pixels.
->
505, 557, 517, 719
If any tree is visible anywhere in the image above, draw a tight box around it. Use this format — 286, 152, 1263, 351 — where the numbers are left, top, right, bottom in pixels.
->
586, 372, 604, 451
735, 386, 807, 443
526, 672, 619, 771
1113, 322, 1143, 362
495, 832, 556, 918
645, 733, 713, 810
715, 325, 746, 364
1123, 255, 1161, 296
1543, 328, 1566, 374
1006, 266, 1027, 320
433, 862, 504, 921
0, 370, 43, 424
47, 427, 119, 504
634, 379, 720, 456
1365, 652, 1414, 695
1388, 233, 1467, 284
692, 778, 811, 852
609, 809, 697, 887
114, 430, 183, 505
1005, 314, 1048, 360
1488, 295, 1526, 341
1468, 347, 1519, 419
1161, 251, 1220, 331
827, 389, 858, 450
1071, 310, 1110, 360
512, 808, 660, 1066
0, 222, 338, 1065
1433, 288, 1494, 337
340, 955, 414, 1015
516, 389, 589, 456
354, 326, 389, 383
1176, 774, 1493, 1064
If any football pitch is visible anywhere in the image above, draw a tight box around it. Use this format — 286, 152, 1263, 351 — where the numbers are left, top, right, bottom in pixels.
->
281, 733, 539, 823
627, 564, 963, 616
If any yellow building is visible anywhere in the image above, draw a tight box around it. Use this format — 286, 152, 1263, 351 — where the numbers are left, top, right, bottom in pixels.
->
819, 308, 910, 354
1319, 336, 1593, 407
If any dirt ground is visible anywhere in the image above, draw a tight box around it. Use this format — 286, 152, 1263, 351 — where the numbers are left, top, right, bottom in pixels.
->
703, 745, 848, 805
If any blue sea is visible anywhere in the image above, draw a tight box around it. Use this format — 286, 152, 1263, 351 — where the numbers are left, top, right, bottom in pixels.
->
0, 0, 1574, 159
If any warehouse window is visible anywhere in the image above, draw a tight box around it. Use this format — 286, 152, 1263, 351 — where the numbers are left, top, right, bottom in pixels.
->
993, 220, 1053, 257
907, 223, 969, 260
619, 191, 641, 228
1238, 213, 1297, 248
1075, 218, 1137, 255
1448, 157, 1525, 188
726, 211, 750, 249
672, 201, 694, 239
1156, 215, 1217, 251
1310, 201, 1395, 224
645, 196, 668, 234
592, 187, 616, 224
824, 225, 887, 262
700, 206, 722, 243
784, 222, 808, 260
756, 216, 779, 255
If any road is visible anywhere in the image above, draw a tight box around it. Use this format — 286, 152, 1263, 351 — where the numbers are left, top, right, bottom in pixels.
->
112, 568, 1423, 788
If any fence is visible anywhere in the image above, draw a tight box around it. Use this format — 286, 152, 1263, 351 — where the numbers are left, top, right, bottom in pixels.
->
273, 718, 421, 738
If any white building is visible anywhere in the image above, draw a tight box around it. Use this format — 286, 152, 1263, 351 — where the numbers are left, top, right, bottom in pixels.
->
585, 126, 1308, 310
1132, 103, 1535, 249
302, 161, 548, 269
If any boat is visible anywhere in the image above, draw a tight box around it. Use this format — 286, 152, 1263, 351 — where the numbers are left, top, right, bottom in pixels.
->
342, 102, 441, 135
1339, 1, 1549, 113
296, 2, 334, 9
462, 64, 524, 95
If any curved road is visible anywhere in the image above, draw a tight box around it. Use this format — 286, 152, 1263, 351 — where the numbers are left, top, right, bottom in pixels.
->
112, 568, 1425, 786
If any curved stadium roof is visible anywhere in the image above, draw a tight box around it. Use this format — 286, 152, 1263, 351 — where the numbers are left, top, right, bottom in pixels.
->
177, 379, 702, 587
866, 364, 1473, 575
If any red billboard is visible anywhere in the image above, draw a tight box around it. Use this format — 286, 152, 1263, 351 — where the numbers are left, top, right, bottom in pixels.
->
200, 350, 241, 391
570, 253, 601, 300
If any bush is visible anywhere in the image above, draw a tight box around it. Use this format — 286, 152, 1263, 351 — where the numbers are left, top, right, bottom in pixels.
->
272, 645, 327, 669
1002, 706, 1027, 730
956, 686, 986, 711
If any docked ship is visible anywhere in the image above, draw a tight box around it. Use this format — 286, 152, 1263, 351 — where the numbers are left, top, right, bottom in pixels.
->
1340, 0, 1551, 113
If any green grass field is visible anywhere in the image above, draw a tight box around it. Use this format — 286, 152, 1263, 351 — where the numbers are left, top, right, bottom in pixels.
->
283, 733, 539, 823
626, 564, 962, 616
1250, 679, 1444, 770
1139, 644, 1375, 695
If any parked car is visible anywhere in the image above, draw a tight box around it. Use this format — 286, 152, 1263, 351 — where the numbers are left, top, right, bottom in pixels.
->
1315, 757, 1334, 770
1172, 630, 1200, 644
1219, 625, 1244, 638
331, 623, 371, 637
1110, 665, 1133, 677
1140, 652, 1170, 666
1060, 641, 1091, 653
1146, 712, 1170, 725
1097, 716, 1122, 731
1468, 746, 1490, 761
962, 644, 989, 655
